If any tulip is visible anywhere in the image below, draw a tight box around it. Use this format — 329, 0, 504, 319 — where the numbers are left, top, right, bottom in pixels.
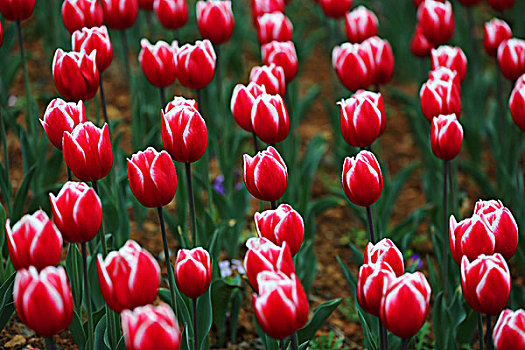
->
420, 78, 461, 120
461, 253, 511, 315
256, 12, 293, 45
431, 45, 467, 83
261, 41, 298, 83
484, 18, 512, 57
339, 90, 385, 148
363, 238, 404, 276
410, 25, 434, 58
97, 240, 161, 312
250, 63, 286, 96
428, 66, 461, 88
62, 122, 113, 182
493, 309, 525, 350
487, 0, 515, 11
231, 83, 266, 132
357, 262, 396, 316
121, 304, 181, 350
417, 0, 454, 45
61, 0, 104, 34
363, 37, 395, 85
380, 272, 431, 338
154, 0, 188, 30
342, 150, 383, 207
510, 82, 525, 131
101, 0, 139, 30
243, 146, 288, 202
449, 215, 495, 265
253, 271, 309, 340
430, 114, 463, 161
161, 104, 208, 163
41, 99, 87, 150
5, 210, 63, 271
49, 181, 102, 243
251, 0, 285, 23
174, 247, 212, 299
52, 49, 99, 102
318, 0, 352, 18
14, 266, 73, 337
138, 39, 178, 88
332, 42, 373, 92
139, 0, 154, 10
72, 26, 113, 73
345, 6, 378, 44
498, 39, 525, 81
165, 96, 199, 112
254, 204, 304, 256
0, 0, 35, 21
176, 39, 216, 90
196, 1, 234, 45
251, 93, 290, 144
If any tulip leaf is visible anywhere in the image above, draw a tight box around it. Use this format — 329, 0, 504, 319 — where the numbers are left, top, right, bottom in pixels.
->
210, 279, 236, 346
69, 310, 86, 350
94, 314, 109, 350
65, 243, 83, 312
297, 298, 342, 344
336, 256, 358, 301
197, 288, 213, 350
11, 165, 36, 222
0, 272, 15, 332
432, 292, 454, 350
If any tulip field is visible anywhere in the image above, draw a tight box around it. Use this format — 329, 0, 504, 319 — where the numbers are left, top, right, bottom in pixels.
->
2, 0, 525, 349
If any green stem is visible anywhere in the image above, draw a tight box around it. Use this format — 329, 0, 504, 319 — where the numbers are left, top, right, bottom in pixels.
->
215, 44, 222, 108
91, 181, 107, 257
486, 315, 493, 350
252, 132, 259, 154
291, 333, 298, 350
366, 205, 376, 243
379, 319, 388, 350
478, 312, 485, 350
157, 207, 178, 316
66, 165, 72, 181
81, 242, 94, 350
443, 160, 449, 300
193, 297, 198, 350
185, 162, 197, 247
401, 338, 409, 350
45, 337, 56, 350
160, 86, 167, 109
271, 201, 277, 210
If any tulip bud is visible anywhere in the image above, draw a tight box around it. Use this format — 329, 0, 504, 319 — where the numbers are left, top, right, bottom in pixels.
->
487, 0, 515, 11
364, 238, 404, 276
231, 83, 266, 132
174, 247, 212, 299
243, 146, 288, 202
154, 0, 188, 30
380, 272, 431, 338
510, 82, 525, 131
410, 25, 434, 58
420, 78, 461, 120
41, 98, 87, 150
498, 38, 525, 82
484, 18, 512, 57
14, 266, 73, 337
101, 0, 139, 30
363, 37, 395, 85
342, 150, 383, 207
250, 63, 286, 96
493, 309, 525, 350
339, 90, 385, 147
197, 1, 234, 45
139, 0, 154, 10
431, 46, 467, 83
345, 6, 378, 44
251, 0, 285, 23
6, 210, 63, 271
253, 272, 309, 339
357, 262, 396, 316
61, 0, 104, 34
97, 240, 161, 312
254, 204, 304, 256
261, 41, 298, 83
72, 26, 113, 73
165, 96, 198, 113
49, 182, 102, 243
430, 114, 463, 160
176, 39, 216, 90
256, 12, 293, 45
251, 93, 290, 144
62, 122, 113, 182
0, 0, 35, 21
461, 254, 511, 315
332, 42, 373, 92
428, 66, 461, 88
52, 49, 99, 102
417, 0, 454, 45
161, 104, 208, 163
449, 215, 495, 265
138, 39, 178, 88
318, 0, 352, 18
121, 304, 181, 350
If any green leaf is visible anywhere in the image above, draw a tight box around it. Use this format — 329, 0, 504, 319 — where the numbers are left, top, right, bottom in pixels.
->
336, 256, 357, 301
69, 310, 86, 350
65, 243, 83, 311
297, 298, 342, 343
94, 314, 109, 350
197, 288, 213, 350
357, 308, 378, 350
0, 272, 16, 332
11, 165, 36, 222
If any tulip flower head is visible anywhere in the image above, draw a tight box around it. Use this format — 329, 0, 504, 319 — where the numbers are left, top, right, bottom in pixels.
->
261, 41, 298, 83
139, 0, 154, 10
342, 150, 383, 207
154, 0, 188, 30
449, 215, 495, 265
493, 309, 525, 350
41, 98, 87, 150
256, 12, 293, 45
52, 49, 99, 102
0, 0, 36, 21
345, 6, 378, 44
417, 0, 454, 45
176, 39, 216, 90
251, 93, 290, 144
484, 18, 512, 57
196, 0, 234, 45
251, 0, 285, 23
101, 0, 139, 29
332, 42, 374, 92
72, 26, 113, 72
250, 63, 286, 96
410, 25, 434, 58
231, 82, 266, 132
139, 39, 178, 88
430, 114, 463, 161
364, 238, 404, 276
498, 39, 525, 81
357, 261, 396, 316
318, 0, 352, 18
420, 77, 461, 120
363, 36, 395, 86
431, 45, 467, 83
165, 96, 198, 112
428, 66, 461, 88
243, 146, 288, 202
510, 80, 525, 131
174, 247, 212, 299
61, 0, 104, 34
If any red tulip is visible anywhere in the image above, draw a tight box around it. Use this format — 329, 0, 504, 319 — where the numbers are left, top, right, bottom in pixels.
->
344, 6, 378, 44
128, 147, 177, 208
49, 181, 102, 243
41, 98, 86, 150
332, 42, 373, 92
138, 0, 154, 10
363, 37, 395, 85
420, 78, 461, 121
5, 210, 63, 271
52, 49, 99, 102
430, 114, 463, 161
138, 39, 178, 88
380, 272, 431, 338
14, 266, 73, 337
498, 39, 525, 81
121, 304, 181, 350
417, 0, 454, 45
461, 253, 511, 315
97, 240, 161, 312
342, 150, 383, 207
449, 215, 495, 265
484, 18, 512, 57
254, 204, 304, 256
487, 0, 515, 11
262, 41, 298, 83
410, 24, 434, 58
250, 63, 286, 96
161, 104, 208, 163
510, 81, 525, 131
428, 66, 461, 88
174, 247, 212, 299
62, 122, 113, 182
318, 0, 352, 18
339, 90, 385, 147
431, 45, 467, 83
101, 0, 139, 30
256, 12, 293, 45
243, 146, 288, 202
61, 0, 104, 34
363, 238, 404, 277
253, 271, 309, 340
231, 82, 266, 132
197, 0, 234, 45
154, 0, 188, 30
176, 39, 216, 90
165, 96, 198, 112
0, 0, 35, 21
493, 309, 525, 350
251, 93, 290, 144
251, 0, 285, 23
72, 26, 113, 72
357, 261, 396, 316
